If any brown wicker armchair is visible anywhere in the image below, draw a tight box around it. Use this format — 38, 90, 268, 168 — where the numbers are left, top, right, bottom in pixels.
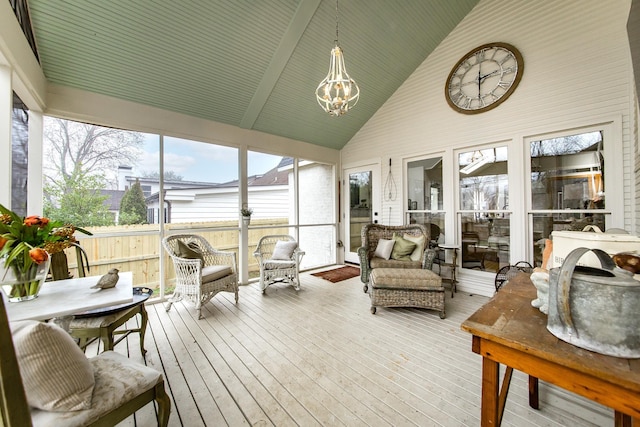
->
357, 223, 434, 292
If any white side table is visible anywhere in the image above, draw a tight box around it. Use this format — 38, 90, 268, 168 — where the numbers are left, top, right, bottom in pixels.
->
438, 244, 459, 297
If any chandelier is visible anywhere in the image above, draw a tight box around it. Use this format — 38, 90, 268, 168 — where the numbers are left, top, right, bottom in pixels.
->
315, 0, 360, 116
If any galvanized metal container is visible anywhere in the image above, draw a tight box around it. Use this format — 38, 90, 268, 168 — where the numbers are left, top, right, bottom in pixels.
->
548, 247, 640, 358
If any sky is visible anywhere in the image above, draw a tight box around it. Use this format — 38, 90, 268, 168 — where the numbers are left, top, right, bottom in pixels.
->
132, 134, 282, 184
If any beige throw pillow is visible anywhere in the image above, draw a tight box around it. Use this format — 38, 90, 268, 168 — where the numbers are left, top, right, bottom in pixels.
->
271, 241, 298, 260
11, 320, 95, 411
403, 233, 426, 262
373, 239, 395, 260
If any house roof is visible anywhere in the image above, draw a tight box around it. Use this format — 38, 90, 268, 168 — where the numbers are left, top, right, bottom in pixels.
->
26, 0, 479, 150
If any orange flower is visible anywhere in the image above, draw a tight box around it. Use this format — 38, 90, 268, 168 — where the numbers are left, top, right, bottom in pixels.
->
29, 247, 49, 264
24, 216, 50, 228
0, 236, 6, 250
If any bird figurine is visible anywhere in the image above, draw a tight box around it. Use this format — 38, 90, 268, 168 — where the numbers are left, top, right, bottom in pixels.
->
90, 268, 120, 290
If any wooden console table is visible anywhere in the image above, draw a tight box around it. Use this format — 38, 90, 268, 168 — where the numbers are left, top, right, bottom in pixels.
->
461, 273, 640, 426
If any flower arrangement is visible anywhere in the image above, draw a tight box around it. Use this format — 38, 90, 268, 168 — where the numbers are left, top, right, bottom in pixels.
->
240, 207, 253, 217
0, 204, 92, 300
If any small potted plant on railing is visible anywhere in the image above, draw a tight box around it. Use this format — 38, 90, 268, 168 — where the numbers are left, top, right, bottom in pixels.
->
240, 207, 253, 226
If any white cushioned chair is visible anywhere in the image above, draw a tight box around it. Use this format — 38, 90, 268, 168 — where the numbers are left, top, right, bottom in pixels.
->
253, 235, 304, 294
162, 234, 238, 319
0, 295, 171, 427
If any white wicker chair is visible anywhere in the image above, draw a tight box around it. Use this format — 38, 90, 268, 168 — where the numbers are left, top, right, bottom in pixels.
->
162, 234, 238, 319
253, 235, 304, 294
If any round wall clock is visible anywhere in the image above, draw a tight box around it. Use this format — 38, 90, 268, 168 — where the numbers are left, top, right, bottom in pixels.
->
445, 42, 524, 114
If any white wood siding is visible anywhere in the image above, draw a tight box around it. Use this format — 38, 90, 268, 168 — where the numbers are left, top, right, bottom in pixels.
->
341, 0, 635, 296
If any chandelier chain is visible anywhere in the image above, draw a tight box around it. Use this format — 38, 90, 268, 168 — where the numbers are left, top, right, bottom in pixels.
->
335, 0, 339, 43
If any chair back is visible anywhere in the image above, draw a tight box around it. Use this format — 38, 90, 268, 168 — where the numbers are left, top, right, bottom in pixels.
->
162, 234, 212, 257
360, 224, 429, 261
0, 296, 33, 427
254, 235, 297, 260
75, 243, 90, 278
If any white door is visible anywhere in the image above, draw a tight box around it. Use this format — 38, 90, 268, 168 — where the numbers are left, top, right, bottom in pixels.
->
343, 165, 379, 264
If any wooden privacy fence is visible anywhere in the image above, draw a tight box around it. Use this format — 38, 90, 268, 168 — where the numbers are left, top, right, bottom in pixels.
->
61, 220, 289, 290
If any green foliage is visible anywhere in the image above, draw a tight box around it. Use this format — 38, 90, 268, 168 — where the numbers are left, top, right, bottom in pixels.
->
0, 203, 92, 278
119, 180, 148, 225
44, 169, 115, 227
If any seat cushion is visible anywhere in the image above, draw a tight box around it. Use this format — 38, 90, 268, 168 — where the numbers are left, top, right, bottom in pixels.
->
11, 320, 95, 411
69, 304, 139, 328
370, 257, 421, 270
264, 260, 296, 270
31, 351, 163, 427
202, 265, 233, 282
370, 267, 442, 290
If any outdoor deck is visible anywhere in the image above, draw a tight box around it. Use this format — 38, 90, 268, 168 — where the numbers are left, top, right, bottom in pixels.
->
98, 269, 613, 426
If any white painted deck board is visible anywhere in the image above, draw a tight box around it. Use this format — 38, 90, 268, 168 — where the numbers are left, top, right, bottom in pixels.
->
107, 270, 614, 426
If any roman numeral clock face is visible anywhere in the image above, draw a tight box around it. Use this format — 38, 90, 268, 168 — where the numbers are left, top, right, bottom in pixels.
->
446, 42, 523, 114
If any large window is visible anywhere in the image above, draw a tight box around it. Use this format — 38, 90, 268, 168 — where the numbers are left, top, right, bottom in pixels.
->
406, 156, 444, 246
40, 118, 336, 293
458, 146, 510, 273
529, 130, 607, 266
11, 93, 29, 216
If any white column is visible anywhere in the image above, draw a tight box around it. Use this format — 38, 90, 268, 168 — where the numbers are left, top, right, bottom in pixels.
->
239, 147, 249, 285
0, 65, 12, 207
27, 110, 43, 215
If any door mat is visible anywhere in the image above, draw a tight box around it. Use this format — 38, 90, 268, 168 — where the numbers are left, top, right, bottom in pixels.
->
311, 266, 360, 283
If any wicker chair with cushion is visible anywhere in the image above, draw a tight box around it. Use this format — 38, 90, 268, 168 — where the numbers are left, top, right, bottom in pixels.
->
357, 223, 431, 292
253, 235, 305, 294
0, 295, 170, 427
162, 234, 238, 319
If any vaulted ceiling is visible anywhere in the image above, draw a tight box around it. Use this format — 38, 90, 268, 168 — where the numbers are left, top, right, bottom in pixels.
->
27, 0, 479, 150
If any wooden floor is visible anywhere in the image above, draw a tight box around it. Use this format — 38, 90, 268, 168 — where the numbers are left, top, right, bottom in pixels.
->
100, 269, 615, 427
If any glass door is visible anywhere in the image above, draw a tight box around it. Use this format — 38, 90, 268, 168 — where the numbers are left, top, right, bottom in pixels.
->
344, 167, 376, 264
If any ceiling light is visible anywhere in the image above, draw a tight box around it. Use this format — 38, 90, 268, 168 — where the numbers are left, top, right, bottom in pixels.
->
315, 0, 360, 116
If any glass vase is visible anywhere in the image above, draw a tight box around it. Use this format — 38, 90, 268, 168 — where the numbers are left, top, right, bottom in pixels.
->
1, 256, 51, 302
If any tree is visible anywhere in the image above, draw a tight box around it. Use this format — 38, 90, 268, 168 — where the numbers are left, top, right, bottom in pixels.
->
44, 169, 114, 227
119, 179, 148, 225
42, 117, 144, 226
43, 118, 144, 188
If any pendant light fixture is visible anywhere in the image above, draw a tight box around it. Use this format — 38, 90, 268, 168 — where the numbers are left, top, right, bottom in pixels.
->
315, 0, 360, 116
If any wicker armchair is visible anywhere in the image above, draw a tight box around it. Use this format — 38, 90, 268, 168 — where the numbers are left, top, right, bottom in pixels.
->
162, 234, 238, 319
253, 235, 305, 294
357, 224, 432, 292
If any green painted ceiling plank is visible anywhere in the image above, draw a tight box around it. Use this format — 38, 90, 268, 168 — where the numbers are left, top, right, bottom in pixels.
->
240, 0, 322, 129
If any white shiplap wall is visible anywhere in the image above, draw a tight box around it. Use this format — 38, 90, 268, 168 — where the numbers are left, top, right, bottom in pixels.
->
341, 0, 635, 296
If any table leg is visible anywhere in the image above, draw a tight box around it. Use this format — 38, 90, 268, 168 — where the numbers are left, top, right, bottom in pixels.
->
481, 357, 500, 426
529, 375, 539, 409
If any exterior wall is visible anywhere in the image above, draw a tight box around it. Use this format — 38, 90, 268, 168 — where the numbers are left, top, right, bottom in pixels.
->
341, 0, 636, 295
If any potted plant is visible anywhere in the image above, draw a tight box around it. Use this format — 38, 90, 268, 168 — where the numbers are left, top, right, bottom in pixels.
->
240, 207, 253, 226
0, 204, 92, 301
